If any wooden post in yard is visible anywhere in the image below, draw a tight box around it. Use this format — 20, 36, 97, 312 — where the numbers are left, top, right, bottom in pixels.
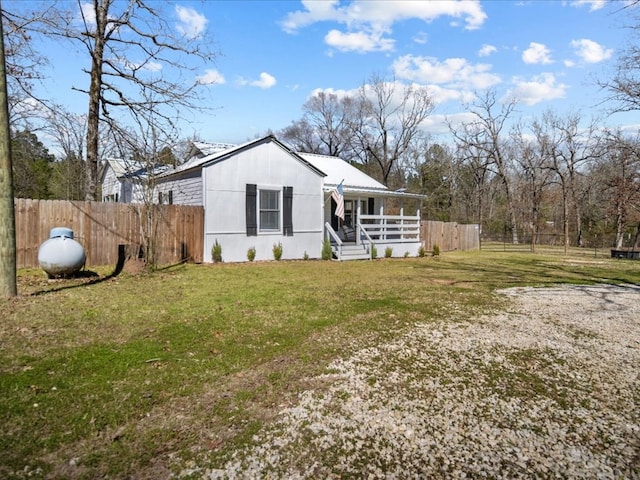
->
0, 3, 17, 298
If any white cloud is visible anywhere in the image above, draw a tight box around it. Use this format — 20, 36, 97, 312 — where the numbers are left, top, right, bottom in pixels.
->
309, 87, 358, 99
478, 44, 497, 57
426, 84, 476, 105
570, 0, 606, 11
392, 55, 501, 90
281, 1, 487, 55
413, 32, 428, 45
239, 72, 277, 89
175, 6, 208, 39
80, 2, 96, 26
196, 69, 225, 85
281, 0, 488, 42
426, 112, 477, 134
522, 42, 553, 64
508, 73, 567, 105
570, 38, 613, 63
325, 29, 394, 53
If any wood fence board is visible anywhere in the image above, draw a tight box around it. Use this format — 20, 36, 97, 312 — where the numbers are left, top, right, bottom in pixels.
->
14, 199, 204, 269
420, 220, 480, 253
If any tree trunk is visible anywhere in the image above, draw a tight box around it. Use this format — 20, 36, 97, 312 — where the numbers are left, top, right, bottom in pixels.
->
502, 177, 519, 244
85, 1, 107, 201
0, 12, 17, 297
615, 199, 625, 249
563, 190, 570, 255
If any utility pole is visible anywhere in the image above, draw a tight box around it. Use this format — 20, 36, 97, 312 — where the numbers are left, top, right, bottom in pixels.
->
0, 1, 18, 298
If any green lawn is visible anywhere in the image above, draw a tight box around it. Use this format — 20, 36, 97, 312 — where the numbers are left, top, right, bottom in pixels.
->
1, 251, 638, 479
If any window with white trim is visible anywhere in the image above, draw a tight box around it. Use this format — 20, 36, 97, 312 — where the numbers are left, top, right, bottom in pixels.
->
259, 189, 280, 231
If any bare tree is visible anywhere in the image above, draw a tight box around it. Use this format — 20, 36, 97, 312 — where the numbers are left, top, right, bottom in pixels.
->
43, 107, 87, 199
15, 0, 217, 200
303, 91, 358, 158
513, 121, 554, 252
597, 130, 640, 249
450, 90, 519, 243
351, 74, 434, 186
1, 5, 48, 128
549, 112, 598, 249
280, 90, 365, 161
279, 118, 323, 154
601, 1, 640, 113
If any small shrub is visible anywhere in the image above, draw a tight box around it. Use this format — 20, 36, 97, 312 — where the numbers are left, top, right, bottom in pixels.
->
385, 246, 393, 258
433, 244, 440, 256
303, 251, 309, 261
404, 251, 410, 258
418, 246, 426, 258
273, 242, 283, 261
211, 240, 222, 263
247, 246, 256, 262
371, 244, 377, 259
322, 238, 333, 261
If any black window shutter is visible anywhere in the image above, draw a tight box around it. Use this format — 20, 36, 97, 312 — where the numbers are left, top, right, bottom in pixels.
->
246, 184, 257, 236
368, 197, 375, 215
283, 186, 293, 236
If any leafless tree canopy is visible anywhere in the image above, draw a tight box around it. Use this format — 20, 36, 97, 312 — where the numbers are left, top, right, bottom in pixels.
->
8, 0, 217, 200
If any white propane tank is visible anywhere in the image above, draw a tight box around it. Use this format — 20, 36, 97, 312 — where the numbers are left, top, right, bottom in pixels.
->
38, 227, 86, 277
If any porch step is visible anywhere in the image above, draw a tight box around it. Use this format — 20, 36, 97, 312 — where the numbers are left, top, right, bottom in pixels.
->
335, 244, 371, 261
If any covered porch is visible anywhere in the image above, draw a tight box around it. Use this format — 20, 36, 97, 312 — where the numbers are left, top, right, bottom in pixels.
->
324, 188, 425, 261
296, 151, 426, 261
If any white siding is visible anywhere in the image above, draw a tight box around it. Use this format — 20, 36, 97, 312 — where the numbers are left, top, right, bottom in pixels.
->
101, 166, 122, 202
155, 170, 203, 206
203, 141, 324, 263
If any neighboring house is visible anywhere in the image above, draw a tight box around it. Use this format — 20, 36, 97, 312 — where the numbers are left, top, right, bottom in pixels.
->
104, 135, 425, 262
100, 158, 170, 203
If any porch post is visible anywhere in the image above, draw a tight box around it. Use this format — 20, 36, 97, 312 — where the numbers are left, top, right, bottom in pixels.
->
356, 200, 361, 246
400, 207, 404, 240
380, 205, 385, 240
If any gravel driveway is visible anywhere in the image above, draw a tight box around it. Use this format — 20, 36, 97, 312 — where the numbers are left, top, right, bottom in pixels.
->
189, 284, 640, 479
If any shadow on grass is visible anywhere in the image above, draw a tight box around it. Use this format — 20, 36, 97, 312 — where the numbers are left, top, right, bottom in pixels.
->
30, 245, 136, 296
414, 253, 640, 291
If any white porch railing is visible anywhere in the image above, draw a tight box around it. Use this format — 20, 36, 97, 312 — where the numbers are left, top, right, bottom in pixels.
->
324, 222, 343, 259
324, 208, 422, 261
358, 208, 421, 243
325, 222, 372, 261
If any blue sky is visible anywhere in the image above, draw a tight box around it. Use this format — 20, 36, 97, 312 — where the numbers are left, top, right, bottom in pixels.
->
20, 0, 640, 146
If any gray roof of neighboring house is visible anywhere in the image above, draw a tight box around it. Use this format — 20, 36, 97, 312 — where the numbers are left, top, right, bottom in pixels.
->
102, 158, 171, 181
186, 141, 238, 159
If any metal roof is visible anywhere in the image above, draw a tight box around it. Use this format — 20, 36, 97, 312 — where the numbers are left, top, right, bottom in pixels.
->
298, 152, 425, 199
159, 136, 326, 178
297, 153, 386, 190
102, 158, 170, 180
188, 141, 237, 158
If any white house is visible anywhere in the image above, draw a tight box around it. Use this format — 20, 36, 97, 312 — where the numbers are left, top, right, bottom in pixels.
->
154, 135, 326, 262
100, 158, 170, 203
104, 135, 426, 262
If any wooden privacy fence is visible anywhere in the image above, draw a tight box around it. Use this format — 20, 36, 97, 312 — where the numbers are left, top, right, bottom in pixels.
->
15, 199, 204, 269
421, 221, 480, 252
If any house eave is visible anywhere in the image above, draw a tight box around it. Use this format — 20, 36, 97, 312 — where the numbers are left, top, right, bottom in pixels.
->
323, 186, 426, 200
